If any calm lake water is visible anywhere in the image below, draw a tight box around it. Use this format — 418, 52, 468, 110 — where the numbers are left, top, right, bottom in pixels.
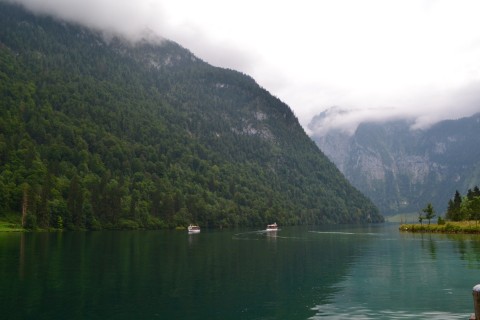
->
1, 224, 479, 319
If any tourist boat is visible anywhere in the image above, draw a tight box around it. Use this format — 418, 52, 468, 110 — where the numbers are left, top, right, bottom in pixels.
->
266, 222, 278, 231
188, 224, 201, 233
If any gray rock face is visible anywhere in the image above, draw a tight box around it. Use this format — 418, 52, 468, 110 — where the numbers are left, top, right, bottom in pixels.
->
312, 113, 480, 215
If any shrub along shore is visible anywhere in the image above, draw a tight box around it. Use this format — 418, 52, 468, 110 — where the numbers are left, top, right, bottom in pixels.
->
0, 213, 23, 232
399, 221, 480, 234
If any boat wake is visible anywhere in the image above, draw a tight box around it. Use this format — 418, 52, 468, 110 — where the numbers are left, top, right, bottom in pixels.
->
232, 230, 309, 241
308, 231, 380, 236
309, 231, 355, 235
232, 230, 266, 240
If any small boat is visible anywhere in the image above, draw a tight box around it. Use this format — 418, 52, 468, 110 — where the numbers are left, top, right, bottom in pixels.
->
266, 222, 278, 231
188, 224, 201, 233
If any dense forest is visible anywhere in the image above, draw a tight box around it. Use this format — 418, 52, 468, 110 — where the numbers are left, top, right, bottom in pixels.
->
445, 187, 480, 221
0, 2, 382, 230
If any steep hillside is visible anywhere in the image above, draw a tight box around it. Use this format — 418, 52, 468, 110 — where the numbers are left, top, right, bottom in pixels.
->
0, 2, 382, 229
313, 110, 480, 215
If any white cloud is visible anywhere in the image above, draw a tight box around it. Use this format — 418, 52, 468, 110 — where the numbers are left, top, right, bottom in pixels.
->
8, 0, 480, 133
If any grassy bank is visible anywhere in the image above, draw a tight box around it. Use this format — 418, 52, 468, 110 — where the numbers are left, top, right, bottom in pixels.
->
0, 221, 24, 232
0, 213, 24, 232
399, 221, 480, 234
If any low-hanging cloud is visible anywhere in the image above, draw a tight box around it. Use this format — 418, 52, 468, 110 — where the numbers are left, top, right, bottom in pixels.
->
308, 82, 480, 137
5, 0, 164, 40
5, 0, 256, 71
6, 0, 480, 135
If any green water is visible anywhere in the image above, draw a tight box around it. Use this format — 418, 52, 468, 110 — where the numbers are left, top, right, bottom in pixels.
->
1, 224, 479, 319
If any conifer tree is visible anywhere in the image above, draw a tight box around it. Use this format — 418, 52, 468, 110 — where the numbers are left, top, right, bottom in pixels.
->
422, 203, 435, 225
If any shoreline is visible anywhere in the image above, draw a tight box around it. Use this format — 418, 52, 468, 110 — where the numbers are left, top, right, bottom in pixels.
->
399, 221, 480, 234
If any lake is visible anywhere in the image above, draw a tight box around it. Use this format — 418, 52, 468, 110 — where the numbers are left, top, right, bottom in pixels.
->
1, 224, 479, 319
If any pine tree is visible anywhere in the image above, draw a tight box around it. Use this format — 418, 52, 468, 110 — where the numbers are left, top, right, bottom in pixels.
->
422, 203, 435, 225
448, 190, 463, 221
474, 186, 480, 197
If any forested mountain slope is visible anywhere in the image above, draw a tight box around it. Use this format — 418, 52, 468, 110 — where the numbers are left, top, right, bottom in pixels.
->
0, 2, 382, 229
313, 110, 480, 216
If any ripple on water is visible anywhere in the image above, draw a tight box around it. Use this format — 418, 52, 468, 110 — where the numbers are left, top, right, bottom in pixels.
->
309, 304, 469, 320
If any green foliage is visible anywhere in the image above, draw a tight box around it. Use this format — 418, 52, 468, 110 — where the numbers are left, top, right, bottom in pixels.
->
399, 221, 480, 234
446, 191, 464, 221
118, 219, 141, 230
422, 203, 435, 225
0, 2, 382, 230
0, 212, 24, 231
24, 213, 37, 230
444, 223, 461, 233
55, 215, 63, 230
445, 187, 480, 222
437, 216, 445, 225
418, 212, 424, 225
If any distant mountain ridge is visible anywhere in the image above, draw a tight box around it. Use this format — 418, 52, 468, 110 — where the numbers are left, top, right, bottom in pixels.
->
312, 110, 480, 215
0, 2, 382, 229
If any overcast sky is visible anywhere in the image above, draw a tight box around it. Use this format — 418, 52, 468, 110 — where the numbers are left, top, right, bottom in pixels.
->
8, 0, 480, 134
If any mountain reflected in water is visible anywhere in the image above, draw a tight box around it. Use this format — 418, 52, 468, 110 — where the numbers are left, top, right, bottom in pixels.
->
1, 225, 479, 319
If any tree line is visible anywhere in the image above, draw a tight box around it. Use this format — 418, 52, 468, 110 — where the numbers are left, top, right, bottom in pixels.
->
419, 187, 480, 224
445, 186, 480, 222
0, 2, 383, 230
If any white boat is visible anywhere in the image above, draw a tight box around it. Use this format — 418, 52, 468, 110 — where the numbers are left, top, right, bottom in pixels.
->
266, 222, 278, 231
188, 224, 201, 233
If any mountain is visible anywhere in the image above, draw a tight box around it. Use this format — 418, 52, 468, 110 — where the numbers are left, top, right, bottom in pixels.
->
0, 2, 382, 229
312, 108, 480, 215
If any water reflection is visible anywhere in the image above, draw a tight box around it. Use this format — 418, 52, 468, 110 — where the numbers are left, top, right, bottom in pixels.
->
420, 233, 437, 259
188, 232, 200, 246
3, 225, 480, 319
450, 235, 480, 270
310, 304, 467, 320
1, 228, 371, 319
310, 225, 479, 319
266, 230, 277, 242
19, 232, 25, 280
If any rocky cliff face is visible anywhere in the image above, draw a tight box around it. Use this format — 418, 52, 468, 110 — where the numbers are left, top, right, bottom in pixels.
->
312, 113, 480, 215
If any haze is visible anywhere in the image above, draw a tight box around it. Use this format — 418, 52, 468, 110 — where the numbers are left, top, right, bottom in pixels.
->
6, 0, 480, 134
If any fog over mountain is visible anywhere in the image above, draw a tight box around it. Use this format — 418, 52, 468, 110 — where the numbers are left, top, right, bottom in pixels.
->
313, 113, 480, 215
4, 0, 480, 133
0, 1, 384, 227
